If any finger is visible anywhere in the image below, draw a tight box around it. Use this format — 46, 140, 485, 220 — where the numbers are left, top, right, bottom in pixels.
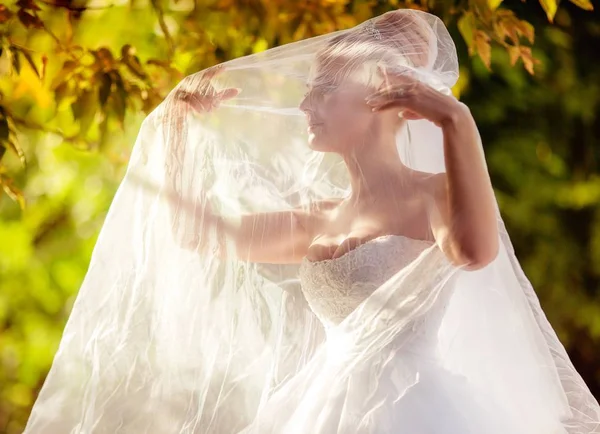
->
198, 65, 226, 93
377, 65, 416, 84
202, 64, 225, 81
366, 87, 409, 104
400, 110, 423, 120
377, 65, 391, 89
206, 88, 241, 112
370, 101, 405, 112
217, 87, 241, 101
189, 95, 214, 112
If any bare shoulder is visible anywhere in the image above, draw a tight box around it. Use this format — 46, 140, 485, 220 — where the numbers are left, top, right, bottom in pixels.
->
414, 171, 447, 199
292, 198, 344, 235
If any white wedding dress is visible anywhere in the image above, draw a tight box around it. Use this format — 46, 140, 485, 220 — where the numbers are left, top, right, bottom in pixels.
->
246, 234, 549, 434
23, 10, 600, 433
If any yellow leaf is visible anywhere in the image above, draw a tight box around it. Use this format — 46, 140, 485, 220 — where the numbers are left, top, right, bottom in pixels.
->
568, 0, 594, 10
11, 67, 53, 109
519, 46, 537, 75
474, 31, 492, 69
252, 38, 268, 54
0, 176, 25, 209
539, 0, 558, 22
487, 0, 504, 11
517, 20, 535, 44
451, 66, 470, 99
458, 12, 476, 54
508, 45, 520, 66
293, 21, 308, 41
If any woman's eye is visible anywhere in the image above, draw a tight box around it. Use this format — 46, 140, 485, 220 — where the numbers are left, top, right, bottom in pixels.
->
303, 86, 336, 100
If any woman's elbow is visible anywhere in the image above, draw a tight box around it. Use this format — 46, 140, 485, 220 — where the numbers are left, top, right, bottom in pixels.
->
459, 237, 500, 271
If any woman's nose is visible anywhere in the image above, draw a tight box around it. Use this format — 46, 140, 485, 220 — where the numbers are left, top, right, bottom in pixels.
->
299, 93, 310, 113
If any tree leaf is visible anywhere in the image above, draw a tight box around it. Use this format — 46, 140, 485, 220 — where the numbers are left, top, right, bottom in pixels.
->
474, 30, 492, 69
252, 38, 269, 54
98, 73, 112, 108
17, 9, 44, 29
568, 0, 594, 10
112, 73, 127, 126
94, 47, 115, 72
10, 46, 21, 75
54, 80, 73, 107
147, 59, 182, 79
519, 46, 536, 74
4, 138, 27, 166
0, 175, 25, 209
0, 5, 14, 23
539, 0, 558, 22
72, 89, 97, 135
458, 12, 477, 55
0, 45, 12, 76
40, 54, 48, 80
16, 0, 41, 11
508, 45, 520, 66
0, 117, 8, 142
51, 60, 78, 89
517, 20, 535, 44
121, 44, 147, 79
488, 0, 504, 11
19, 48, 40, 78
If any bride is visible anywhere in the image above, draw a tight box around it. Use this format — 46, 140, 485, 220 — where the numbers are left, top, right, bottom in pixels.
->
25, 9, 599, 434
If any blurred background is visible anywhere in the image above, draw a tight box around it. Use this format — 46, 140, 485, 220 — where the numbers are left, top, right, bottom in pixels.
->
0, 0, 598, 432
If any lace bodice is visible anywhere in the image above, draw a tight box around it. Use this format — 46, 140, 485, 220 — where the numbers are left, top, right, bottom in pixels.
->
299, 235, 434, 328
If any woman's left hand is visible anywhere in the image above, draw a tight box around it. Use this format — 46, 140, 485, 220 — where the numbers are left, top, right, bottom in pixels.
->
366, 66, 468, 128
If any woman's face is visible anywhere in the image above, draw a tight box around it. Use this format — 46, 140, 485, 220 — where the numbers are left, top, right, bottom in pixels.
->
299, 57, 380, 153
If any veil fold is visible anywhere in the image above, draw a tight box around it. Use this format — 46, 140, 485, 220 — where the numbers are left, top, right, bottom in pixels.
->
25, 9, 599, 434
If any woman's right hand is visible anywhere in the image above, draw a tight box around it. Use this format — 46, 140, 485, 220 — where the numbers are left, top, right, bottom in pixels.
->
175, 65, 241, 114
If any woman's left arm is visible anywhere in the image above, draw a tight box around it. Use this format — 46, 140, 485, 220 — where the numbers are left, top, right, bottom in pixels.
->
429, 104, 499, 270
367, 70, 499, 269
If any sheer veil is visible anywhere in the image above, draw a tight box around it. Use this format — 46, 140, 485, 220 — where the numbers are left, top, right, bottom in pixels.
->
25, 9, 599, 434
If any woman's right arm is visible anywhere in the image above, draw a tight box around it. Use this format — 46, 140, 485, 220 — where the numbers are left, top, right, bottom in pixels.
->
166, 186, 338, 264
162, 66, 334, 263
197, 206, 315, 264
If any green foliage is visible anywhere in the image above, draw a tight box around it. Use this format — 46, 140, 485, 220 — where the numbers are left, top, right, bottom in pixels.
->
0, 0, 598, 432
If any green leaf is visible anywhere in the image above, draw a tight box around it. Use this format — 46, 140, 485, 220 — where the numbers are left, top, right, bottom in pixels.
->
0, 44, 12, 75
51, 60, 78, 89
20, 48, 40, 78
94, 47, 115, 72
0, 117, 8, 143
112, 73, 127, 125
0, 116, 26, 166
121, 44, 147, 79
72, 90, 97, 135
0, 175, 25, 209
98, 73, 112, 108
9, 46, 20, 75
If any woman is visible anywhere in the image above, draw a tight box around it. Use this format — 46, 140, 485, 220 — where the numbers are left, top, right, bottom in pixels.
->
25, 9, 599, 434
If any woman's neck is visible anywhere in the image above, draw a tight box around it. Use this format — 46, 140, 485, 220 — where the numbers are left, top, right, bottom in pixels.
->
340, 135, 409, 206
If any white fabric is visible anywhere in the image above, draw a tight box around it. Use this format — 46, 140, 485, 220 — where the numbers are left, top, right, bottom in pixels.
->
24, 9, 599, 434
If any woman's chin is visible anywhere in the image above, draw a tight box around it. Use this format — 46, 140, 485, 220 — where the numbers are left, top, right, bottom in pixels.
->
307, 139, 329, 152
